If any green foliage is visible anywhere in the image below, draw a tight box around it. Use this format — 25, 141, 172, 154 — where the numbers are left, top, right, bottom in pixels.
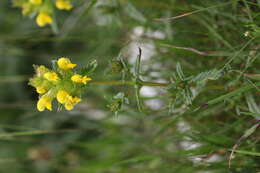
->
0, 0, 260, 172
107, 92, 129, 116
79, 59, 98, 76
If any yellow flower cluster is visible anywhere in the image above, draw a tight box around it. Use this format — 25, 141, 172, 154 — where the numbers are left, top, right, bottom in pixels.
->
29, 57, 92, 112
13, 0, 73, 27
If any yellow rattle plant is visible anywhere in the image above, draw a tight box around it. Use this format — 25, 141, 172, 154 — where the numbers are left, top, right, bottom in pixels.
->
13, 0, 73, 28
29, 57, 92, 111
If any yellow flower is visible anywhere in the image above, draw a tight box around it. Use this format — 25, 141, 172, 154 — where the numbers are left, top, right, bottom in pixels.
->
29, 0, 42, 5
55, 0, 73, 10
71, 74, 92, 84
36, 12, 53, 27
71, 74, 81, 83
44, 72, 59, 82
56, 90, 69, 104
36, 87, 46, 94
56, 90, 81, 110
64, 101, 73, 110
37, 96, 52, 111
72, 97, 81, 104
57, 57, 77, 70
64, 96, 81, 110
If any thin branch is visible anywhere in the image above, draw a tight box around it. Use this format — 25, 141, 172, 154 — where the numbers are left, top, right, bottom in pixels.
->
160, 43, 209, 56
154, 1, 233, 22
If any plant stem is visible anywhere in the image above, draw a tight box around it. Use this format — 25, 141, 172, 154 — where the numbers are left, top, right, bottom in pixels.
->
90, 80, 169, 87
90, 81, 260, 95
0, 76, 258, 93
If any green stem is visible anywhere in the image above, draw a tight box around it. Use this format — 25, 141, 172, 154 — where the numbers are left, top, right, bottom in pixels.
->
90, 80, 169, 87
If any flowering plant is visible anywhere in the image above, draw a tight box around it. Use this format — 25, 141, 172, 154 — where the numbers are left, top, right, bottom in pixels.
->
29, 57, 92, 111
13, 0, 73, 27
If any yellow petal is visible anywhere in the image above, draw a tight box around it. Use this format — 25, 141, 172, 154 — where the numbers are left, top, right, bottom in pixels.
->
37, 96, 52, 112
71, 74, 82, 83
56, 90, 69, 104
30, 0, 42, 5
37, 99, 45, 112
56, 0, 73, 10
82, 76, 92, 84
57, 57, 77, 70
45, 101, 52, 111
72, 97, 81, 104
67, 63, 77, 69
36, 87, 46, 94
64, 102, 74, 110
36, 12, 53, 27
71, 74, 91, 84
44, 72, 59, 82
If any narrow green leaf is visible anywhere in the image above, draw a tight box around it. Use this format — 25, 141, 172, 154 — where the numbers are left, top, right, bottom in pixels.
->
116, 155, 156, 165
241, 112, 260, 119
233, 150, 260, 157
245, 93, 260, 115
176, 62, 185, 81
207, 82, 260, 105
242, 123, 259, 139
135, 85, 142, 112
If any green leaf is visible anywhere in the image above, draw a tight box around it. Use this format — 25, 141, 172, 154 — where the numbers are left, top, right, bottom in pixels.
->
176, 62, 185, 81
191, 69, 222, 83
116, 155, 156, 165
50, 19, 59, 35
80, 60, 98, 75
241, 112, 260, 119
233, 150, 260, 157
242, 123, 259, 139
245, 93, 260, 118
206, 82, 260, 106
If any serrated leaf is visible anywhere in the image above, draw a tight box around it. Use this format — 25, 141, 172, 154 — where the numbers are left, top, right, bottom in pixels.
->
80, 60, 98, 75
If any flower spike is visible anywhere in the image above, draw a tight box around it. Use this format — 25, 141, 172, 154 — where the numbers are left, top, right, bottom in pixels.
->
29, 57, 92, 112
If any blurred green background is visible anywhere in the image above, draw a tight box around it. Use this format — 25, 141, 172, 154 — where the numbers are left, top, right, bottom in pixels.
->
0, 0, 260, 172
